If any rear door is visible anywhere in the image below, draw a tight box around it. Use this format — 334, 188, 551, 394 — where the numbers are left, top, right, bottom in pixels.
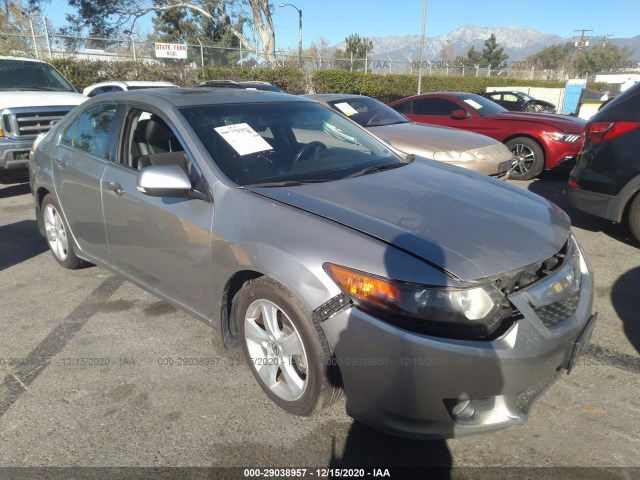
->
101, 107, 215, 318
51, 103, 118, 259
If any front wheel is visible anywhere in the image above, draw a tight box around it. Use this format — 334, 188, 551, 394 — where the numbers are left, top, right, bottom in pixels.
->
40, 194, 90, 269
234, 277, 339, 416
506, 137, 545, 180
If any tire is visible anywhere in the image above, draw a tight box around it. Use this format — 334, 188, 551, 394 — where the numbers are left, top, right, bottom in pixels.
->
40, 194, 90, 269
234, 276, 340, 416
506, 137, 545, 180
628, 194, 640, 244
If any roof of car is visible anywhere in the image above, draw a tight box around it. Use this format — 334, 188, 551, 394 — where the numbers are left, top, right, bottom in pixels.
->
88, 81, 177, 88
0, 56, 48, 63
88, 87, 308, 108
305, 94, 368, 103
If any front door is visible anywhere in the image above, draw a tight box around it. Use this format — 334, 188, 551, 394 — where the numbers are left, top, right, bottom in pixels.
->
101, 108, 214, 318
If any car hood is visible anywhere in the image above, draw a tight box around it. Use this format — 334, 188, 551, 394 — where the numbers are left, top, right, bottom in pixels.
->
488, 111, 586, 132
0, 91, 86, 108
368, 122, 500, 156
249, 161, 570, 281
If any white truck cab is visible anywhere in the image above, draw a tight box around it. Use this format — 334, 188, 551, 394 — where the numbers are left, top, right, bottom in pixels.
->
0, 56, 87, 171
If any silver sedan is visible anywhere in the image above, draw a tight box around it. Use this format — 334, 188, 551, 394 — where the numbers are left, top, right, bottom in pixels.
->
30, 88, 596, 438
305, 93, 514, 178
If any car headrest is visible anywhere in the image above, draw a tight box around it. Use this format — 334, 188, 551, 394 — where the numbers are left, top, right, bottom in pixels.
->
145, 117, 176, 150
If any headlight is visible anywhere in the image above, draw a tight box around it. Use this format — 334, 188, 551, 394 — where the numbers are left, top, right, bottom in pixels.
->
432, 150, 483, 162
324, 263, 511, 338
544, 131, 583, 143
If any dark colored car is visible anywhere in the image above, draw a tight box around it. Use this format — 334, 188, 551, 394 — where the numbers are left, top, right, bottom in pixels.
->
388, 93, 586, 180
482, 91, 556, 113
196, 80, 284, 92
568, 82, 640, 243
30, 88, 596, 439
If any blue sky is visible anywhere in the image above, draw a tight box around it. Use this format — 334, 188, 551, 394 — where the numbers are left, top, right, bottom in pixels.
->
43, 0, 640, 50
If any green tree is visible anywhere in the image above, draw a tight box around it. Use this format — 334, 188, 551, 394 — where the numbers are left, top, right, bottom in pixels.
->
462, 45, 483, 67
59, 0, 277, 62
575, 44, 631, 76
481, 33, 508, 67
333, 33, 373, 71
1, 0, 50, 55
526, 42, 577, 72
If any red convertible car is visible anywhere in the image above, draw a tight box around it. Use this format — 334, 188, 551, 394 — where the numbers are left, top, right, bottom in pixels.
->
388, 92, 586, 180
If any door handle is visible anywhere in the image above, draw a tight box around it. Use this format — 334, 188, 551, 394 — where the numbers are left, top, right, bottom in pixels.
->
107, 182, 124, 196
53, 157, 66, 166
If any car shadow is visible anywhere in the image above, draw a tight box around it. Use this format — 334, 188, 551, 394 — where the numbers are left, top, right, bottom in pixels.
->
611, 267, 640, 354
0, 182, 30, 199
524, 171, 639, 248
0, 220, 48, 271
328, 421, 452, 479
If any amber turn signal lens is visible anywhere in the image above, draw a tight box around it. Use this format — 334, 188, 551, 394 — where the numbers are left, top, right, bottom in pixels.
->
325, 264, 401, 304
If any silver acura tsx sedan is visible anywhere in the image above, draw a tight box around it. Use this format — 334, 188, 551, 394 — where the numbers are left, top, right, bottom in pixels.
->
30, 88, 596, 439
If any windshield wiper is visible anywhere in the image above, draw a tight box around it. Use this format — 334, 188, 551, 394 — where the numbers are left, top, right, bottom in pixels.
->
345, 163, 404, 179
246, 179, 329, 188
368, 120, 409, 127
14, 86, 65, 91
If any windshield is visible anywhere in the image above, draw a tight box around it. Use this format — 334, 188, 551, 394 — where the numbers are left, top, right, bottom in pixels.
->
0, 60, 76, 92
518, 92, 534, 102
458, 94, 507, 116
328, 97, 409, 127
180, 101, 405, 186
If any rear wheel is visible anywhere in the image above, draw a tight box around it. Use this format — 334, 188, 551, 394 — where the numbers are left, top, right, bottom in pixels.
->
627, 194, 640, 244
41, 194, 90, 269
234, 277, 339, 415
506, 137, 545, 180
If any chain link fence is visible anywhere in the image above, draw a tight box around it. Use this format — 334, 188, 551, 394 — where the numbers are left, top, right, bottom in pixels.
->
1, 28, 569, 82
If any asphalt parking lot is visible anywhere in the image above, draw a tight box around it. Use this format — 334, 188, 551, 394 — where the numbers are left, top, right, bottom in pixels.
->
0, 169, 639, 479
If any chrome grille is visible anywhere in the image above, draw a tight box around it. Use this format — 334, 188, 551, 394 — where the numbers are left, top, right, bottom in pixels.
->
1, 106, 75, 140
14, 110, 69, 138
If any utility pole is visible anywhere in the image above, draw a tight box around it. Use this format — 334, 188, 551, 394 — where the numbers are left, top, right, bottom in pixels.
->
600, 34, 613, 47
573, 29, 593, 49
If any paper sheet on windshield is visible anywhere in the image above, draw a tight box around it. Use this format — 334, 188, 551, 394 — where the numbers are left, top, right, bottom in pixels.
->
214, 123, 272, 156
463, 99, 483, 110
333, 102, 359, 116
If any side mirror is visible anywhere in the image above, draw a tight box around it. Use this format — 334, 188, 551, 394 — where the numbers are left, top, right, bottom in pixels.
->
137, 164, 192, 198
450, 109, 469, 120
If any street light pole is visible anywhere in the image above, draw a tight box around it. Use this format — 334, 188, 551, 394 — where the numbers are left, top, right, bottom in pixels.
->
280, 3, 303, 69
417, 0, 428, 95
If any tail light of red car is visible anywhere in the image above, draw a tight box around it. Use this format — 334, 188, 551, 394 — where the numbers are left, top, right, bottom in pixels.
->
585, 121, 640, 144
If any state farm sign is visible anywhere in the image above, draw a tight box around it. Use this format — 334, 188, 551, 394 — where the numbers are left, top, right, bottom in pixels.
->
154, 43, 188, 59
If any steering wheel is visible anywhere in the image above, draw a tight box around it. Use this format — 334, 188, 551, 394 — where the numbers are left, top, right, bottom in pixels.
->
293, 141, 327, 163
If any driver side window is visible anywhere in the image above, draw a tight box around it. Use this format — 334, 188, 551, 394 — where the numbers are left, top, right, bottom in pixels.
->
122, 109, 209, 200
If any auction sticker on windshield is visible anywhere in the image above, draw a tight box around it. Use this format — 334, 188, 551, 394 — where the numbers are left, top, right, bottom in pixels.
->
214, 123, 272, 156
334, 102, 359, 116
463, 99, 484, 110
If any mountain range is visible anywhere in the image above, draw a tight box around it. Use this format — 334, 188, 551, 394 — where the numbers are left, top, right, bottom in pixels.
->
333, 25, 640, 67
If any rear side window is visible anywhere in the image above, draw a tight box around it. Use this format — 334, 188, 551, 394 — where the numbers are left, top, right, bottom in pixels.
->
69, 104, 117, 159
598, 83, 640, 121
412, 98, 459, 115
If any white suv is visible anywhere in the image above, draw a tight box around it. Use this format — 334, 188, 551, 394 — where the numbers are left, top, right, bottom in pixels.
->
0, 56, 86, 171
